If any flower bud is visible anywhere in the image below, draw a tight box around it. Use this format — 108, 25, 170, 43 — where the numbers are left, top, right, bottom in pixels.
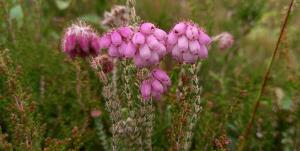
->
140, 22, 156, 35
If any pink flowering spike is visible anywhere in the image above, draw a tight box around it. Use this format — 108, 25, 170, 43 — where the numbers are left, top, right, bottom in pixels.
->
119, 27, 133, 39
218, 32, 234, 50
134, 55, 145, 68
132, 32, 145, 45
108, 45, 120, 57
151, 79, 164, 93
152, 69, 171, 86
141, 80, 152, 100
124, 42, 136, 58
154, 28, 167, 40
140, 22, 156, 35
189, 40, 200, 55
167, 32, 178, 46
147, 35, 160, 50
91, 35, 101, 55
151, 91, 161, 101
173, 22, 186, 35
183, 52, 198, 64
64, 33, 76, 52
199, 31, 211, 45
139, 44, 151, 59
111, 31, 122, 46
178, 36, 189, 52
99, 34, 111, 49
149, 52, 159, 65
78, 32, 90, 53
198, 45, 208, 59
171, 45, 183, 61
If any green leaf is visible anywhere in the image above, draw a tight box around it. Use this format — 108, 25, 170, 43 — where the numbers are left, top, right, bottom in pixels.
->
55, 0, 72, 10
9, 4, 24, 28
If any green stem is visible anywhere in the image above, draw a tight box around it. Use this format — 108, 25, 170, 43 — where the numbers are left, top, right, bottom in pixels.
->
237, 0, 294, 150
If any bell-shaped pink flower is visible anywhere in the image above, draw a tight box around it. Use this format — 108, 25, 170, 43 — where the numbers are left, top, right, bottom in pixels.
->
140, 23, 156, 35
141, 80, 152, 100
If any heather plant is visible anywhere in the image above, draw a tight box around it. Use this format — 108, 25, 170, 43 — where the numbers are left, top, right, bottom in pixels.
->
1, 0, 300, 151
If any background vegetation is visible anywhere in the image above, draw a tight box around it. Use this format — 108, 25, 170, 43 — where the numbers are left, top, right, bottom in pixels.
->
0, 0, 300, 150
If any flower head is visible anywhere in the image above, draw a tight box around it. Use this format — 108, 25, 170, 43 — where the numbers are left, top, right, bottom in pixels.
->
167, 22, 211, 64
99, 26, 136, 58
62, 22, 100, 58
133, 23, 167, 68
140, 68, 171, 101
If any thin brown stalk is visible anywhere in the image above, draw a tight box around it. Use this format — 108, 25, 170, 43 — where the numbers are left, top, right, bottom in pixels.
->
237, 0, 295, 150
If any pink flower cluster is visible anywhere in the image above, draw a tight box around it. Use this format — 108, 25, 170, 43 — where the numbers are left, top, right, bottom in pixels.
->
132, 23, 167, 68
99, 26, 136, 58
167, 22, 211, 64
62, 21, 212, 101
140, 69, 171, 100
62, 22, 100, 58
218, 32, 234, 50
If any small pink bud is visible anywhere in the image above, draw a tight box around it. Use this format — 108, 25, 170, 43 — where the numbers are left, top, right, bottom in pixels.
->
118, 42, 127, 57
151, 79, 164, 93
189, 40, 200, 55
152, 69, 171, 86
132, 32, 145, 45
124, 42, 136, 58
149, 52, 159, 64
218, 32, 234, 50
157, 44, 167, 57
167, 32, 178, 46
78, 32, 90, 52
134, 55, 145, 68
141, 80, 152, 100
139, 44, 151, 59
199, 31, 211, 45
140, 23, 156, 35
151, 90, 161, 100
178, 36, 189, 52
171, 45, 183, 61
91, 34, 101, 54
111, 31, 122, 46
100, 34, 111, 49
186, 26, 198, 40
64, 33, 76, 52
91, 109, 102, 118
198, 45, 208, 59
147, 35, 160, 50
173, 22, 186, 35
119, 27, 134, 38
154, 28, 167, 40
108, 45, 120, 57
